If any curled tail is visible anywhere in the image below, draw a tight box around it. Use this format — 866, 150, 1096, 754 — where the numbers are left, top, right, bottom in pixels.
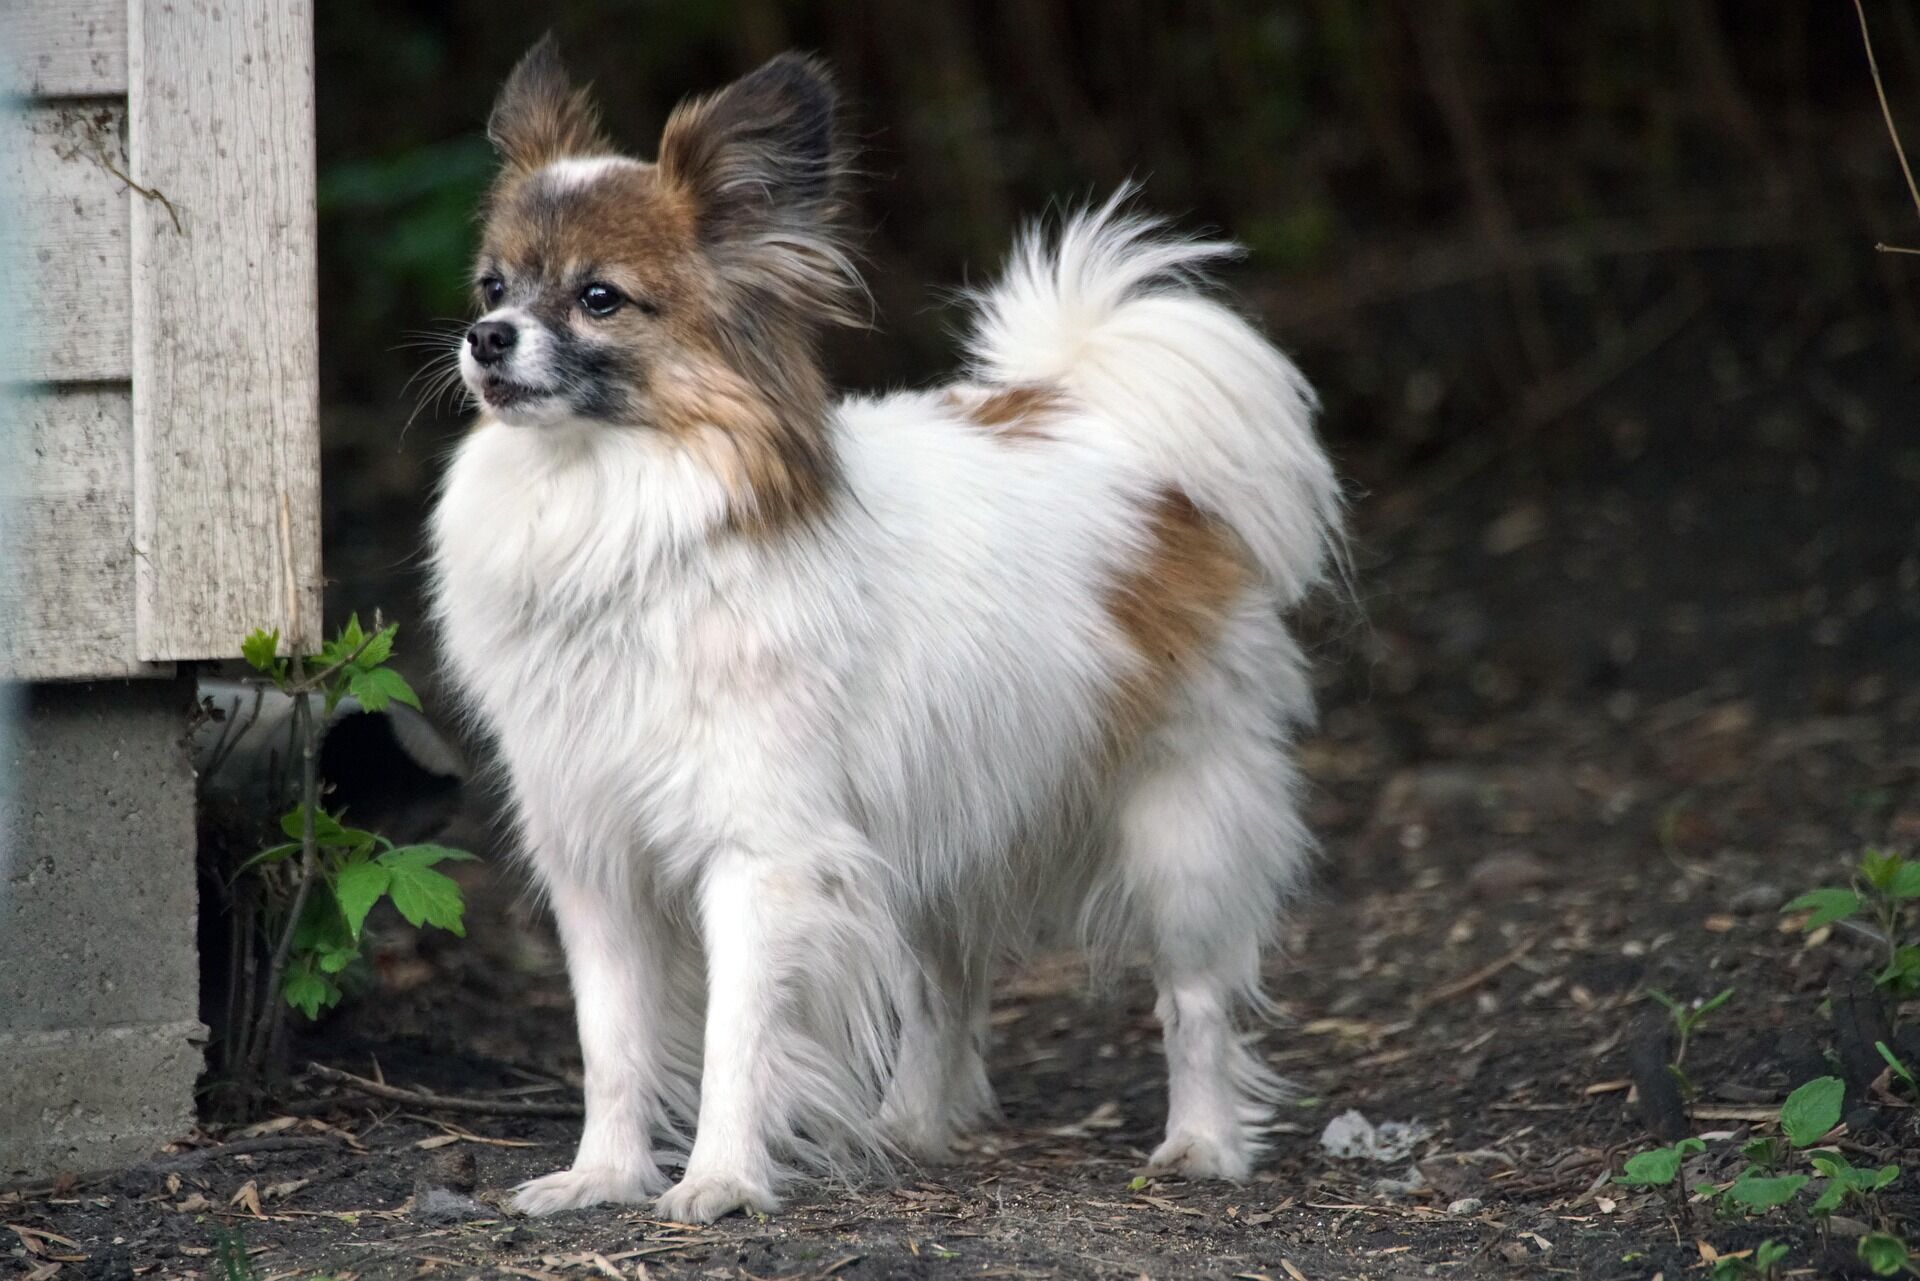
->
964, 191, 1344, 605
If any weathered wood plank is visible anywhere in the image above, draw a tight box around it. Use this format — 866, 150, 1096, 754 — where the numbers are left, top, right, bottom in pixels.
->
0, 103, 131, 383
129, 0, 321, 660
0, 0, 129, 99
0, 387, 173, 680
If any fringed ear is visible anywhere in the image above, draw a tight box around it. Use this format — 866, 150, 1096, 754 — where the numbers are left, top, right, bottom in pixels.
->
488, 35, 610, 174
658, 53, 862, 325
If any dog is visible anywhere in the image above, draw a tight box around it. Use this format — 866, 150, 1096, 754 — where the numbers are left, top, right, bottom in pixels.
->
427, 38, 1343, 1222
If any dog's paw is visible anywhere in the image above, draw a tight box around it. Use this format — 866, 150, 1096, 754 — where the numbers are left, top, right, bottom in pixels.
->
654, 1171, 778, 1223
513, 1165, 664, 1216
1146, 1132, 1252, 1182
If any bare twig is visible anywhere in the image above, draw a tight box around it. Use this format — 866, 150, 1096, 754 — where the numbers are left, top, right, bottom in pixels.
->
1857, 0, 1920, 253
142, 1134, 346, 1174
305, 1063, 585, 1118
1416, 935, 1540, 1009
247, 681, 320, 1080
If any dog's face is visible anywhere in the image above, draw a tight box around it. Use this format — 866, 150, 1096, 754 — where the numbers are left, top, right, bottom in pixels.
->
461, 39, 859, 483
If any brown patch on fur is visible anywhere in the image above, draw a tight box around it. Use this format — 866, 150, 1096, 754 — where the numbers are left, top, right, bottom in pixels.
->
945, 383, 1069, 443
1104, 489, 1249, 742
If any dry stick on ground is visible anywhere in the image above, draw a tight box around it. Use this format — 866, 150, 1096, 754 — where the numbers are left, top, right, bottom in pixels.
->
1857, 0, 1920, 254
142, 1134, 348, 1174
306, 1063, 585, 1118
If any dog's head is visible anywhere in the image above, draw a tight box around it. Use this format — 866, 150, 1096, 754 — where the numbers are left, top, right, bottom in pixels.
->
459, 38, 858, 516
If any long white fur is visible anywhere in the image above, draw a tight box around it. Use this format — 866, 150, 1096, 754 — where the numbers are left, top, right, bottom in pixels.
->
429, 196, 1342, 1220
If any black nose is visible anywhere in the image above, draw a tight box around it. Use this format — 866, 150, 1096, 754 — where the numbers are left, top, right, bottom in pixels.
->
467, 320, 517, 366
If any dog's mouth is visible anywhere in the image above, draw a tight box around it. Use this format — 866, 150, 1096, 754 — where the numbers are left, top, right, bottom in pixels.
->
479, 375, 550, 409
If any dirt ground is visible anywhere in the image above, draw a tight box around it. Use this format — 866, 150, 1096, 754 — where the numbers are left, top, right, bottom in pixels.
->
6, 245, 1918, 1279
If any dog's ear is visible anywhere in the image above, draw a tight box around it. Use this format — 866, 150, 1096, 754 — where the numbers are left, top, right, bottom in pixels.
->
658, 53, 861, 324
488, 34, 609, 173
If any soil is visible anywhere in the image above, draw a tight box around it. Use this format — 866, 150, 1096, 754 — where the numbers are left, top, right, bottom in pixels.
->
7, 243, 1918, 1280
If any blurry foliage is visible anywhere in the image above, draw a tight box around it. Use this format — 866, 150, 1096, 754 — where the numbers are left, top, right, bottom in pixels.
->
315, 1, 1906, 413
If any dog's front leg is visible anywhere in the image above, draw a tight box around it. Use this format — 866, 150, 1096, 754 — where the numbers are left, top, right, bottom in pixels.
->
514, 875, 674, 1214
657, 837, 893, 1223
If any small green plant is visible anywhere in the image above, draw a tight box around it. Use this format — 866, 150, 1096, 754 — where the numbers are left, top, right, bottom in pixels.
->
210, 616, 475, 1108
1649, 986, 1733, 1094
1859, 1232, 1918, 1277
1720, 1076, 1839, 1216
1783, 850, 1920, 996
1616, 1136, 1704, 1226
1807, 1150, 1899, 1215
1710, 1240, 1788, 1281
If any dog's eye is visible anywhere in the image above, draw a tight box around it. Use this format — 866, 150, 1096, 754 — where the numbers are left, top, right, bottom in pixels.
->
480, 276, 506, 307
579, 282, 624, 318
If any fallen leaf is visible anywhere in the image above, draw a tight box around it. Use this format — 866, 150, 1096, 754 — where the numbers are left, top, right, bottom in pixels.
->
229, 1180, 263, 1218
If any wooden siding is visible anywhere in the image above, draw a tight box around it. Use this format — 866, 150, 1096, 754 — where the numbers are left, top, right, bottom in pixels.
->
1, 0, 322, 679
0, 0, 129, 99
0, 388, 168, 679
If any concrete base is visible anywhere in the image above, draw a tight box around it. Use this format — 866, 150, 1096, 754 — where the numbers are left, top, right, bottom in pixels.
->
1, 678, 204, 1184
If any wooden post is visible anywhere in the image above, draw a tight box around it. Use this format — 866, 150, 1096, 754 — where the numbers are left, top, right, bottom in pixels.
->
128, 0, 323, 660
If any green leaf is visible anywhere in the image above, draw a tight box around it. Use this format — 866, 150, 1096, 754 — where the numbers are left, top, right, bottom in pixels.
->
1811, 1180, 1847, 1214
381, 843, 477, 868
1780, 1076, 1843, 1147
237, 841, 301, 874
315, 943, 359, 975
1127, 1175, 1148, 1191
1755, 1241, 1788, 1269
1863, 1164, 1900, 1192
347, 665, 421, 713
278, 806, 378, 851
354, 623, 398, 670
283, 967, 336, 1019
332, 859, 391, 940
1876, 946, 1920, 996
282, 805, 345, 845
1617, 1147, 1683, 1187
1741, 1136, 1785, 1170
1647, 988, 1682, 1014
1722, 1172, 1808, 1212
379, 856, 466, 935
1876, 1041, 1917, 1091
342, 613, 366, 652
242, 628, 280, 672
1888, 860, 1920, 900
1710, 1259, 1747, 1281
1861, 850, 1902, 893
1781, 887, 1861, 929
1696, 987, 1734, 1017
1810, 1150, 1850, 1179
1859, 1233, 1910, 1277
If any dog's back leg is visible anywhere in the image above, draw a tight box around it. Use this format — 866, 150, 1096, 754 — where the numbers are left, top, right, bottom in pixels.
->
1111, 710, 1309, 1181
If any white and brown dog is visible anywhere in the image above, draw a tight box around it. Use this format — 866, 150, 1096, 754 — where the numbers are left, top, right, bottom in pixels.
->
429, 38, 1343, 1221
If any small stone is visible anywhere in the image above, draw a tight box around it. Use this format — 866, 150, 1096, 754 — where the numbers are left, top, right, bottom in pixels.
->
1728, 883, 1785, 914
413, 1185, 490, 1224
1469, 851, 1552, 898
1447, 1197, 1483, 1215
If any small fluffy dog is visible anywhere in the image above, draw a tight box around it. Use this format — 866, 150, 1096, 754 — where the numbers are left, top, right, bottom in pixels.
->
429, 39, 1343, 1222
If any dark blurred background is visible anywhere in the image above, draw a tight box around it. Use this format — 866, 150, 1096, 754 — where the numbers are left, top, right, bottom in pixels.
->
315, 0, 1918, 777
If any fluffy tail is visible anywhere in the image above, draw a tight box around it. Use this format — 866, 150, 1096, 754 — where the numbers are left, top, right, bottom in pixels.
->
964, 191, 1344, 605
